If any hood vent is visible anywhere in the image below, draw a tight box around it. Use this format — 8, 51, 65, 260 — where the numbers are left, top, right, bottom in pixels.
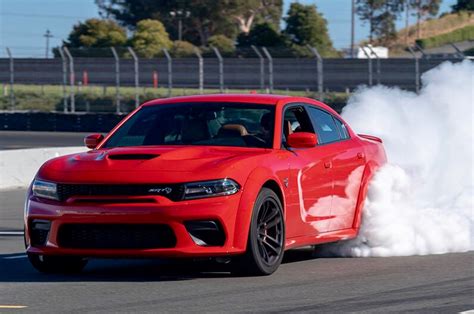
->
107, 154, 159, 160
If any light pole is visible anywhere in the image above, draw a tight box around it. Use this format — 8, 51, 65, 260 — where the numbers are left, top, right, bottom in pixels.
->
169, 9, 190, 41
351, 0, 355, 58
44, 29, 53, 58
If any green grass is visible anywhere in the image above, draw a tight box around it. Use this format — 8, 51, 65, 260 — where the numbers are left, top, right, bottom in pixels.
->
0, 84, 349, 113
416, 25, 474, 49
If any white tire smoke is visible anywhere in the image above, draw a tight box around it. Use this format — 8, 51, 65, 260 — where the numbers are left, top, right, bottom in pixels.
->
323, 60, 473, 257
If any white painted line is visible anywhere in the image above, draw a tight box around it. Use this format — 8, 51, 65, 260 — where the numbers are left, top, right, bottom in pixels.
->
0, 231, 24, 236
0, 305, 28, 309
2, 254, 27, 260
459, 310, 474, 314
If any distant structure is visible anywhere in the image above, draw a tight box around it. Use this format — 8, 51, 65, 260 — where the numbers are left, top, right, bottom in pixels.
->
357, 46, 389, 59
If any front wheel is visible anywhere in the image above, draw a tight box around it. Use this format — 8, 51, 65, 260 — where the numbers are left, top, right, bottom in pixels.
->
233, 188, 285, 276
27, 253, 88, 274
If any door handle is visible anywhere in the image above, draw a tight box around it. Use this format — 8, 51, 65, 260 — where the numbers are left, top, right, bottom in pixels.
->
324, 161, 332, 169
357, 152, 365, 159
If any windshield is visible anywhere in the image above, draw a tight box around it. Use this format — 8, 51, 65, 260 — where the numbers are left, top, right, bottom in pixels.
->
103, 102, 275, 149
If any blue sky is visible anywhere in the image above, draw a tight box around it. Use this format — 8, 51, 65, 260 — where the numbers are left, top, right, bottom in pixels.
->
0, 0, 457, 57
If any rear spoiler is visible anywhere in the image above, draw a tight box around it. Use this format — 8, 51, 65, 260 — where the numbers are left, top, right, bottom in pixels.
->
358, 134, 383, 143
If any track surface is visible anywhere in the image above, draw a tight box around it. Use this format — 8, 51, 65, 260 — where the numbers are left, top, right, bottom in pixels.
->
0, 131, 90, 150
0, 133, 473, 312
0, 188, 473, 313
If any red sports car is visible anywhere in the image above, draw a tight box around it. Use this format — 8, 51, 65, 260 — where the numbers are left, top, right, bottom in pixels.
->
25, 94, 386, 275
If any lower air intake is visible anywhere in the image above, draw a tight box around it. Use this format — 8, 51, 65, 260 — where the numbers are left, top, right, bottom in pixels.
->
58, 224, 176, 249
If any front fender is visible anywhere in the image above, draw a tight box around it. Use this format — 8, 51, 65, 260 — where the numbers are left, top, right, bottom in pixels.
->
231, 167, 285, 251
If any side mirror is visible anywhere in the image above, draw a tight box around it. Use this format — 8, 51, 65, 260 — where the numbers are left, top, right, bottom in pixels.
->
287, 132, 317, 148
84, 134, 104, 149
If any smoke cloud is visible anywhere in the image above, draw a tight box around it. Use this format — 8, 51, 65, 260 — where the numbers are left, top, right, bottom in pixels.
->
322, 60, 473, 257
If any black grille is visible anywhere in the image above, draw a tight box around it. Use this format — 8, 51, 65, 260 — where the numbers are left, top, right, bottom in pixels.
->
58, 224, 177, 249
56, 184, 184, 202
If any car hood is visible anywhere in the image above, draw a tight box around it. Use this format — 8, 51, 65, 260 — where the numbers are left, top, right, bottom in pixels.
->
36, 146, 272, 184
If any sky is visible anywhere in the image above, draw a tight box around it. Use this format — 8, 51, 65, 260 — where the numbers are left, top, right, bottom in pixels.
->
0, 0, 457, 58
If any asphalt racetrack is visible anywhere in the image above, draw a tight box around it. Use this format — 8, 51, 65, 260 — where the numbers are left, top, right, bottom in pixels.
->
0, 132, 473, 312
0, 131, 89, 150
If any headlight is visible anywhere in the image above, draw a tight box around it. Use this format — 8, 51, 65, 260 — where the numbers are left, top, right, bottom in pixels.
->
32, 179, 59, 200
183, 179, 240, 200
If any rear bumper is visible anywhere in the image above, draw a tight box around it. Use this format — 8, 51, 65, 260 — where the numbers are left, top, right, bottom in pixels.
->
25, 193, 247, 258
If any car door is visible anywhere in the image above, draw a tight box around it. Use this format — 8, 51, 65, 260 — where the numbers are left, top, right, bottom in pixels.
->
307, 106, 365, 232
283, 105, 335, 237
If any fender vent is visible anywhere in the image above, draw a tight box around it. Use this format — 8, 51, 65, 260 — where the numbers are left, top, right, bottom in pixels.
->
108, 154, 159, 160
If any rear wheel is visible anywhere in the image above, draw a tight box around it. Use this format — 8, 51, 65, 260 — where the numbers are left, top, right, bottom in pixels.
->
233, 188, 285, 276
27, 253, 88, 274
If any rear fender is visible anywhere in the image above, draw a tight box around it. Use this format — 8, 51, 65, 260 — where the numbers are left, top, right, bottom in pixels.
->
352, 161, 380, 230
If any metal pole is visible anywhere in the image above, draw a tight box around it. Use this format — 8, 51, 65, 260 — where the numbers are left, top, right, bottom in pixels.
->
407, 46, 420, 93
449, 42, 465, 59
212, 46, 224, 93
414, 43, 426, 58
366, 45, 380, 85
307, 45, 324, 100
251, 45, 265, 91
5, 48, 15, 110
110, 47, 121, 113
44, 29, 53, 59
127, 47, 140, 108
63, 47, 75, 112
194, 47, 203, 94
58, 47, 68, 112
162, 48, 172, 97
261, 47, 273, 93
361, 47, 373, 86
351, 0, 355, 58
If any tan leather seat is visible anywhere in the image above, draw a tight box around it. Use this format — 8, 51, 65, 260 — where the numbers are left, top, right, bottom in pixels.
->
283, 120, 293, 139
217, 124, 248, 137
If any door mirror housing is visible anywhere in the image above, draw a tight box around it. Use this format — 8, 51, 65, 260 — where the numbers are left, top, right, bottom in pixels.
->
287, 132, 317, 148
84, 134, 104, 149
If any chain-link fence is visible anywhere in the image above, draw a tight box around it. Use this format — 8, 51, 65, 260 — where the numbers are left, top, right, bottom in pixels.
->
0, 46, 467, 113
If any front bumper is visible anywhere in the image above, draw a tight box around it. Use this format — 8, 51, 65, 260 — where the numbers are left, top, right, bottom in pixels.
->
25, 193, 247, 258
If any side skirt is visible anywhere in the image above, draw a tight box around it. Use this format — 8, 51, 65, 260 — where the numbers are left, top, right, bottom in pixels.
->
284, 228, 358, 251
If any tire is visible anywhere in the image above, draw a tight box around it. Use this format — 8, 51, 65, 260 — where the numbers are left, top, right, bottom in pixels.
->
27, 253, 88, 274
233, 187, 285, 276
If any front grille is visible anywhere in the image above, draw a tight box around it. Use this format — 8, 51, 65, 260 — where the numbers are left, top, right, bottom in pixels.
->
58, 224, 177, 249
56, 184, 185, 202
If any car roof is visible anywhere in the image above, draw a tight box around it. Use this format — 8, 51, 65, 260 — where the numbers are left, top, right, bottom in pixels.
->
141, 94, 293, 106
140, 93, 338, 116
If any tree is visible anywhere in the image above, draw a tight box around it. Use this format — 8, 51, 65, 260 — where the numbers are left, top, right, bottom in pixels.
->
237, 22, 287, 47
357, 0, 404, 44
171, 40, 197, 57
96, 0, 246, 45
130, 19, 172, 58
284, 3, 335, 56
208, 35, 236, 55
65, 18, 127, 48
219, 0, 283, 34
411, 0, 441, 38
452, 0, 474, 12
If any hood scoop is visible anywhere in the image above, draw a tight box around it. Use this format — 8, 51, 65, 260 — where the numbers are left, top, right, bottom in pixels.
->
107, 154, 160, 160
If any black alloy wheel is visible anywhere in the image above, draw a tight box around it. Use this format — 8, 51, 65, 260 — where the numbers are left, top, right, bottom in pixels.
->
233, 187, 285, 276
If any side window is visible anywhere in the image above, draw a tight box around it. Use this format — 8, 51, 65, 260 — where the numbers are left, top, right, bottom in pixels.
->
334, 118, 350, 140
307, 107, 341, 144
282, 106, 315, 142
